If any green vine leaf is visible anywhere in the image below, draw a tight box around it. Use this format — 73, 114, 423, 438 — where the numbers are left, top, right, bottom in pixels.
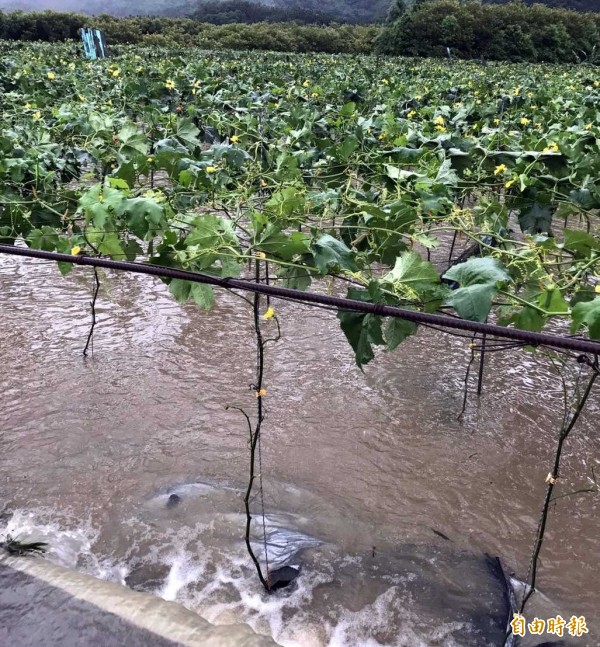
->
385, 317, 418, 350
191, 283, 214, 310
571, 298, 600, 340
562, 229, 600, 259
338, 311, 384, 369
443, 258, 510, 322
169, 278, 191, 304
383, 251, 439, 290
311, 234, 357, 275
337, 287, 385, 369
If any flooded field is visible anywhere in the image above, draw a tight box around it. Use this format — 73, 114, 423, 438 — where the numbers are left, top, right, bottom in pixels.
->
1, 253, 598, 646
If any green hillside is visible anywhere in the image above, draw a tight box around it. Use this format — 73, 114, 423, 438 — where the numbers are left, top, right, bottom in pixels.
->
0, 0, 389, 22
0, 0, 596, 24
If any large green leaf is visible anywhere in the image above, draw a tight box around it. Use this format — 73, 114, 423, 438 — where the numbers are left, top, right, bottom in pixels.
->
258, 229, 311, 260
118, 123, 148, 159
125, 198, 164, 239
265, 187, 305, 219
169, 279, 191, 304
311, 234, 357, 275
443, 258, 510, 322
338, 311, 384, 369
385, 317, 417, 350
446, 284, 497, 323
190, 283, 214, 310
384, 252, 439, 290
518, 201, 553, 234
444, 257, 510, 287
562, 229, 600, 259
277, 266, 312, 291
571, 298, 600, 340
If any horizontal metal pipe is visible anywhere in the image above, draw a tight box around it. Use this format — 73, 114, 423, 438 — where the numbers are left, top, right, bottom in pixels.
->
1, 244, 599, 356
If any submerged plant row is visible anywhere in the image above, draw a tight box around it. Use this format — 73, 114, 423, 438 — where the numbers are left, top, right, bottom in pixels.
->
1, 42, 599, 365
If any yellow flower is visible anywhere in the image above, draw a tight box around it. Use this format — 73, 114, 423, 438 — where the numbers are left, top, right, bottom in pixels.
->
435, 125, 446, 132
493, 118, 500, 125
407, 109, 416, 119
47, 72, 55, 80
415, 94, 422, 101
594, 81, 600, 87
111, 69, 120, 78
381, 78, 389, 85
33, 111, 41, 121
256, 388, 267, 398
520, 117, 530, 126
255, 251, 266, 259
494, 164, 508, 175
24, 102, 31, 109
434, 115, 445, 126
147, 156, 154, 163
595, 284, 600, 294
165, 79, 176, 90
585, 123, 593, 130
206, 166, 217, 173
311, 92, 319, 98
302, 80, 310, 88
231, 135, 239, 143
505, 178, 517, 189
513, 86, 521, 96
260, 179, 268, 188
263, 307, 275, 319
543, 141, 559, 153
71, 245, 81, 256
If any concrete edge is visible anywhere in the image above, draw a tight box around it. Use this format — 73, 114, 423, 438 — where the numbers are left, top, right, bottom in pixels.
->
1, 554, 277, 647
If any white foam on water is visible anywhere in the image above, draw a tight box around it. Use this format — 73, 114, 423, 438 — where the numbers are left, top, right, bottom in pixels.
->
1, 509, 129, 585
324, 585, 468, 647
1, 509, 97, 569
159, 552, 207, 602
0, 508, 491, 647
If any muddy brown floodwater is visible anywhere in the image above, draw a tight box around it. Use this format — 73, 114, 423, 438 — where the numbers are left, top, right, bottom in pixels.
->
1, 252, 599, 647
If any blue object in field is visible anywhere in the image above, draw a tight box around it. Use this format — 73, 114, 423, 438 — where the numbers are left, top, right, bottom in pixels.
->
81, 28, 108, 60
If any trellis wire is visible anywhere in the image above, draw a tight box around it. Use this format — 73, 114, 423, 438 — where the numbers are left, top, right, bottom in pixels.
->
1, 244, 599, 357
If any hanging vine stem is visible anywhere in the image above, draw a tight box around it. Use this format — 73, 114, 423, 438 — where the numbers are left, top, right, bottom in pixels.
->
477, 332, 487, 396
458, 335, 478, 421
82, 229, 101, 358
518, 354, 599, 614
82, 267, 100, 357
237, 257, 273, 592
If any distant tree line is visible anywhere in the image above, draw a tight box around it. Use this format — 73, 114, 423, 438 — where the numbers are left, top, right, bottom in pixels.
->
0, 11, 378, 54
1, 2, 600, 62
487, 0, 598, 12
377, 0, 600, 63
